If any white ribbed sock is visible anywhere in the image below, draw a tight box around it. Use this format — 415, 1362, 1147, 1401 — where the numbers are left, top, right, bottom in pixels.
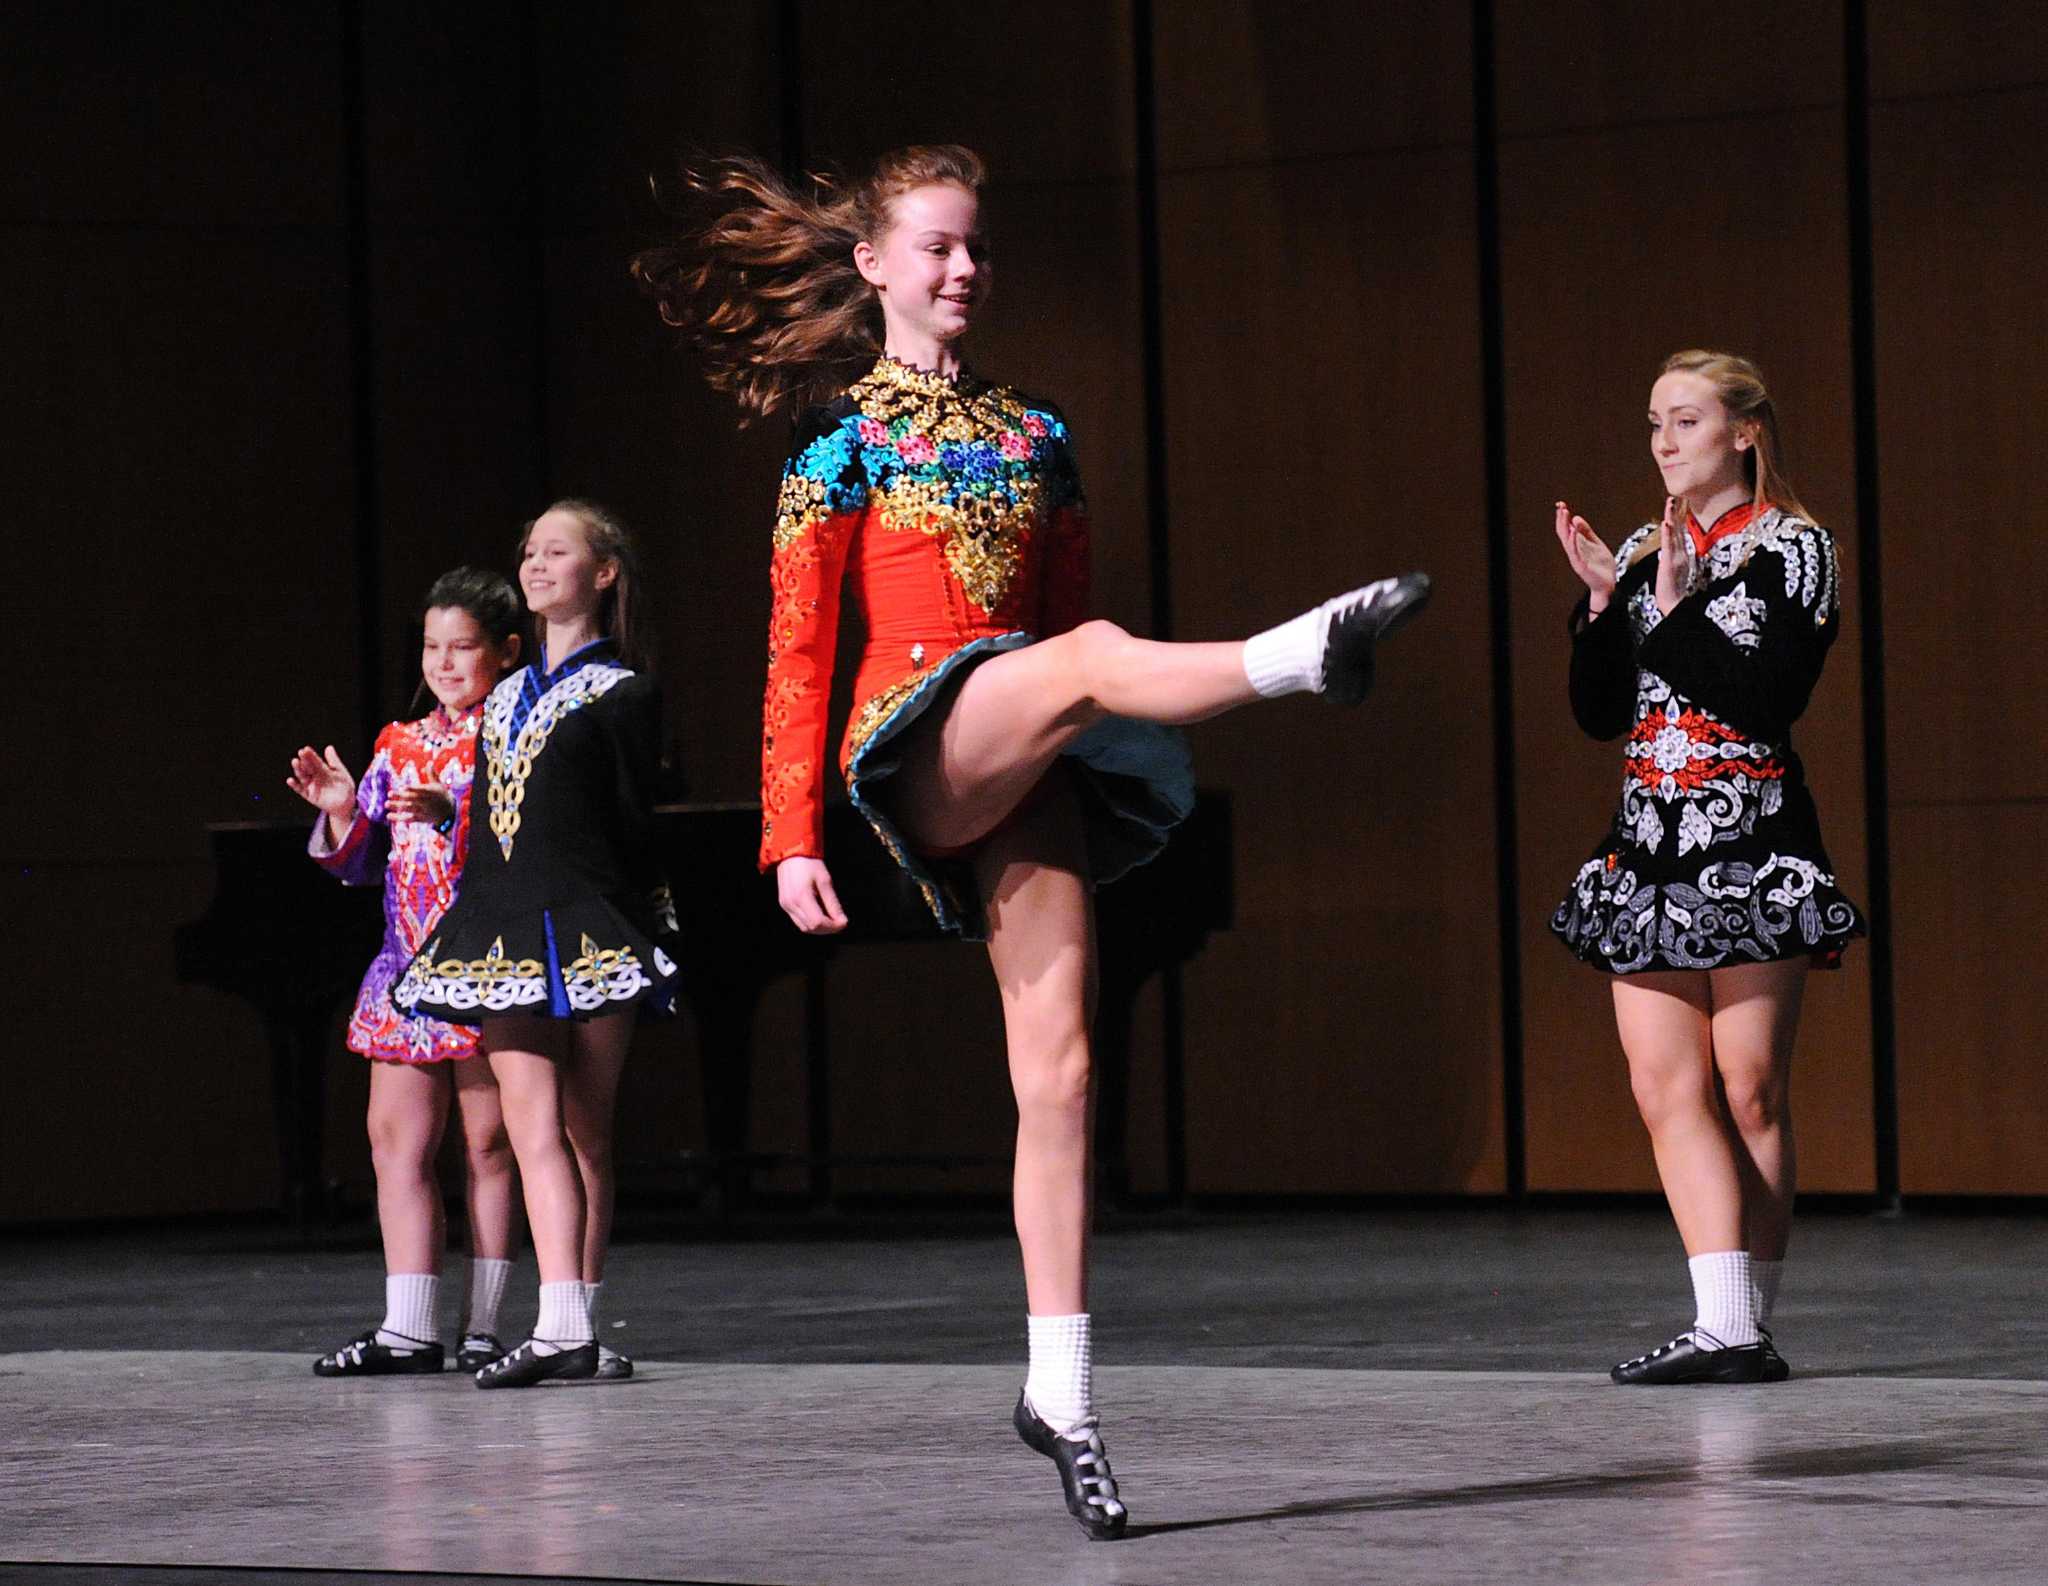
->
1024, 1312, 1095, 1435
1752, 1258, 1784, 1329
1688, 1251, 1758, 1347
1242, 608, 1326, 697
1242, 579, 1403, 698
465, 1257, 512, 1339
530, 1279, 594, 1354
376, 1272, 439, 1348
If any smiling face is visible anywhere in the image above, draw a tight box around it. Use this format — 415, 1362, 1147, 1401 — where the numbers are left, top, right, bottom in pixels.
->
519, 508, 616, 626
854, 182, 990, 353
1648, 369, 1753, 510
421, 605, 517, 712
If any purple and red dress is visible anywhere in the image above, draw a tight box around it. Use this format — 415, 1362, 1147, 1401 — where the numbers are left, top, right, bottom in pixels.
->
309, 702, 482, 1063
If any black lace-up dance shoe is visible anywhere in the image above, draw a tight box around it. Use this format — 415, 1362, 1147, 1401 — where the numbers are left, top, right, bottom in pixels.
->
1014, 1392, 1128, 1541
473, 1338, 599, 1388
1319, 572, 1433, 705
1758, 1327, 1791, 1383
312, 1329, 444, 1377
595, 1346, 634, 1381
1610, 1330, 1765, 1385
455, 1332, 505, 1373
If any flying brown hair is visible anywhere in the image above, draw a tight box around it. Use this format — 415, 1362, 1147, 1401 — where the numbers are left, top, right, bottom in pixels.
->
630, 145, 988, 423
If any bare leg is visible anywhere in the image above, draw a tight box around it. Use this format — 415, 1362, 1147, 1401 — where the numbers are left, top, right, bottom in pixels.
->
1708, 957, 1808, 1263
561, 1013, 633, 1285
484, 1014, 584, 1285
366, 1059, 453, 1276
1612, 971, 1744, 1255
451, 1055, 518, 1263
898, 621, 1257, 852
974, 777, 1098, 1315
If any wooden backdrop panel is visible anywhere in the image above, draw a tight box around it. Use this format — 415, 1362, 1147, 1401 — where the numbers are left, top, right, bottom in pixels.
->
1892, 807, 2048, 1194
1498, 33, 1874, 1192
1871, 24, 2048, 1193
1155, 0, 1502, 1194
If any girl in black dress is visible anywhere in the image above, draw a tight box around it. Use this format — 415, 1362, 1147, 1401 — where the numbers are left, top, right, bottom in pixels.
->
1553, 350, 1863, 1386
397, 501, 680, 1387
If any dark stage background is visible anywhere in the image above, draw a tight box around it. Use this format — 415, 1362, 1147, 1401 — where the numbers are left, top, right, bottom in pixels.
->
6, 1, 2043, 1223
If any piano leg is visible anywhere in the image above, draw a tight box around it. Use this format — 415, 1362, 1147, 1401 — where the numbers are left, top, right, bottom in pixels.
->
261, 1011, 330, 1227
688, 976, 766, 1215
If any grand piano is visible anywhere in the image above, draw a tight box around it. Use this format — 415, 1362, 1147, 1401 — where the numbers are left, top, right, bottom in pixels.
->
175, 795, 1231, 1220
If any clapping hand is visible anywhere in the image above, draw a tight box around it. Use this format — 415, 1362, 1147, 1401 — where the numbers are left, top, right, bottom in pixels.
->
386, 783, 456, 827
287, 745, 357, 819
1554, 500, 1617, 615
1653, 495, 1693, 616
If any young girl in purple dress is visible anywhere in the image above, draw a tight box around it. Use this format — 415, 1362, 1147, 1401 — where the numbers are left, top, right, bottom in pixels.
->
287, 567, 526, 1376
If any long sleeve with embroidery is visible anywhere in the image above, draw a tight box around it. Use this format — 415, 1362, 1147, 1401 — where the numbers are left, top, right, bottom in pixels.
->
1636, 527, 1838, 744
1566, 592, 1639, 742
756, 357, 1092, 873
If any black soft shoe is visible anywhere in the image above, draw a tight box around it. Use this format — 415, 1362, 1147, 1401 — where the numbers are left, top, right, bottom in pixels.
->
455, 1332, 505, 1373
1013, 1392, 1128, 1541
1758, 1327, 1791, 1383
595, 1346, 634, 1381
313, 1329, 444, 1378
1610, 1330, 1765, 1385
474, 1338, 599, 1389
1320, 572, 1433, 705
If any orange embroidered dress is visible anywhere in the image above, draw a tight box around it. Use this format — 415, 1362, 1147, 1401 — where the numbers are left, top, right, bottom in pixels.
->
761, 355, 1193, 937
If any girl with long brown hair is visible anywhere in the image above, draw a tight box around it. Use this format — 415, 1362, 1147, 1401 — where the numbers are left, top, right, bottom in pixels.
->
1552, 350, 1864, 1386
636, 144, 1429, 1538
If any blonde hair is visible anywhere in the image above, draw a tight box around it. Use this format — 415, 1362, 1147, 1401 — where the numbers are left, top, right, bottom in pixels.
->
1630, 349, 1814, 565
631, 145, 989, 423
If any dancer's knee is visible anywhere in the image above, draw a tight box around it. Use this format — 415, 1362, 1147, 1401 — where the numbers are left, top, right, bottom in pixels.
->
1720, 1071, 1786, 1139
1062, 619, 1131, 704
1628, 1059, 1711, 1134
1013, 1035, 1093, 1122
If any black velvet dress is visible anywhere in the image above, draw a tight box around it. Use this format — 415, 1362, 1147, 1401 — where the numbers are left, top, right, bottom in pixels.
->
1551, 505, 1865, 974
395, 638, 680, 1021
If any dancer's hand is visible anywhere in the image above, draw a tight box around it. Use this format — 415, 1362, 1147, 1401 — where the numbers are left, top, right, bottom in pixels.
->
1554, 501, 1617, 614
287, 744, 357, 847
387, 782, 455, 827
777, 855, 848, 934
1654, 496, 1693, 616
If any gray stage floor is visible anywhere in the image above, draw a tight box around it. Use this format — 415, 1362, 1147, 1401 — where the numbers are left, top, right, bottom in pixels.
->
4, 1207, 2045, 1583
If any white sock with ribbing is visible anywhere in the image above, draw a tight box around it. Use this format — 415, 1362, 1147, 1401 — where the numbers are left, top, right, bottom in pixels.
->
588, 1278, 623, 1360
1688, 1251, 1759, 1347
529, 1279, 594, 1355
1241, 579, 1405, 697
1024, 1313, 1095, 1436
375, 1272, 439, 1349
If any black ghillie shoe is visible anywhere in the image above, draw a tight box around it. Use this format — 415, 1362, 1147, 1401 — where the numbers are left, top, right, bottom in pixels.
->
1610, 1330, 1765, 1385
1319, 572, 1433, 705
474, 1339, 599, 1389
455, 1331, 505, 1373
594, 1346, 634, 1381
1758, 1327, 1791, 1383
312, 1329, 444, 1378
1013, 1392, 1128, 1541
